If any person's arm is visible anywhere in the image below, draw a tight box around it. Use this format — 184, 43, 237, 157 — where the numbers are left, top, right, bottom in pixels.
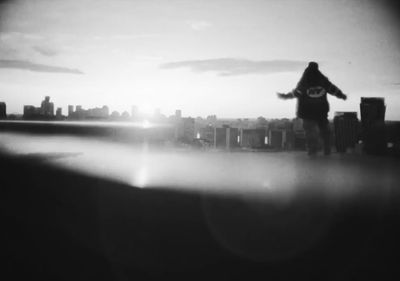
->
326, 81, 347, 100
277, 89, 301, 100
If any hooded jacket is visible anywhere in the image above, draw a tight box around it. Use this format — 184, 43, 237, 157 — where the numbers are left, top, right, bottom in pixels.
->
288, 64, 346, 120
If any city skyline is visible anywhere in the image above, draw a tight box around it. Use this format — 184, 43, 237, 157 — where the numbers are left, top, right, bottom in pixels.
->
1, 0, 400, 119
0, 95, 378, 122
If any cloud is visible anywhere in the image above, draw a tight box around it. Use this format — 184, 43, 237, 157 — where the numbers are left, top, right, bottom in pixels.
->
0, 59, 83, 74
160, 58, 307, 76
33, 46, 58, 56
92, 33, 162, 41
187, 21, 212, 31
0, 31, 44, 41
0, 44, 17, 57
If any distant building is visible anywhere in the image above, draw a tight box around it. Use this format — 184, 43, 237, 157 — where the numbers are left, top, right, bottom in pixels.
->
215, 127, 227, 148
68, 105, 74, 116
56, 107, 62, 119
199, 125, 215, 144
40, 96, 54, 117
0, 102, 6, 119
266, 119, 298, 150
268, 129, 287, 150
23, 96, 56, 120
175, 117, 195, 143
87, 106, 109, 119
240, 129, 266, 148
23, 105, 40, 119
183, 117, 195, 141
68, 105, 109, 120
175, 109, 182, 119
227, 127, 239, 149
214, 125, 239, 149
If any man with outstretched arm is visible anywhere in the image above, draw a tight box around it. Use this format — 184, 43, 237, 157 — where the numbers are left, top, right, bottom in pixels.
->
277, 62, 347, 156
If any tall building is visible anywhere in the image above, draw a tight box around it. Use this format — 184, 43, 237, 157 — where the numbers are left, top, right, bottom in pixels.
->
227, 127, 239, 149
68, 105, 74, 116
175, 109, 182, 119
199, 125, 215, 144
23, 97, 57, 120
0, 102, 6, 119
360, 97, 386, 154
175, 117, 195, 143
214, 125, 239, 149
56, 107, 62, 119
40, 96, 54, 117
215, 127, 227, 148
183, 117, 195, 142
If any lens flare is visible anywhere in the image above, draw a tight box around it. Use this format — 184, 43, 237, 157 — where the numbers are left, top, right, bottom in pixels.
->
134, 166, 148, 188
141, 120, 151, 129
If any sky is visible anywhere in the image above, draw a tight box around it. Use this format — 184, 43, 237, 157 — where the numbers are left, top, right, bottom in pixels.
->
0, 0, 400, 119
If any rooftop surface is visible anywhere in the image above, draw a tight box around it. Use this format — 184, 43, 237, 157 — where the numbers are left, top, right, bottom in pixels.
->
1, 131, 400, 280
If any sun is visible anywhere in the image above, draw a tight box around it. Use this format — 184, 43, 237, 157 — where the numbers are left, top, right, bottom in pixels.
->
141, 119, 151, 129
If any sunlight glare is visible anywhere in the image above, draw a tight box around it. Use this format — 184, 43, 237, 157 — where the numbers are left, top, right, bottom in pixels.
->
134, 166, 148, 188
141, 119, 151, 128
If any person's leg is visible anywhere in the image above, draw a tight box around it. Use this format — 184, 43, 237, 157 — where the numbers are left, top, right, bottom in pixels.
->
303, 119, 318, 155
318, 118, 331, 155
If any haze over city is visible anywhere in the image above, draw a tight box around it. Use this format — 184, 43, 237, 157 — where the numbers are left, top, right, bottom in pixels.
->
1, 0, 400, 119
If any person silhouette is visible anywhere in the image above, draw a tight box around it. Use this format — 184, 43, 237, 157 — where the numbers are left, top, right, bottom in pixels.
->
277, 62, 347, 156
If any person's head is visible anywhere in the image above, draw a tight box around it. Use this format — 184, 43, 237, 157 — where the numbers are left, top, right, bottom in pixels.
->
298, 61, 327, 87
307, 61, 319, 70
